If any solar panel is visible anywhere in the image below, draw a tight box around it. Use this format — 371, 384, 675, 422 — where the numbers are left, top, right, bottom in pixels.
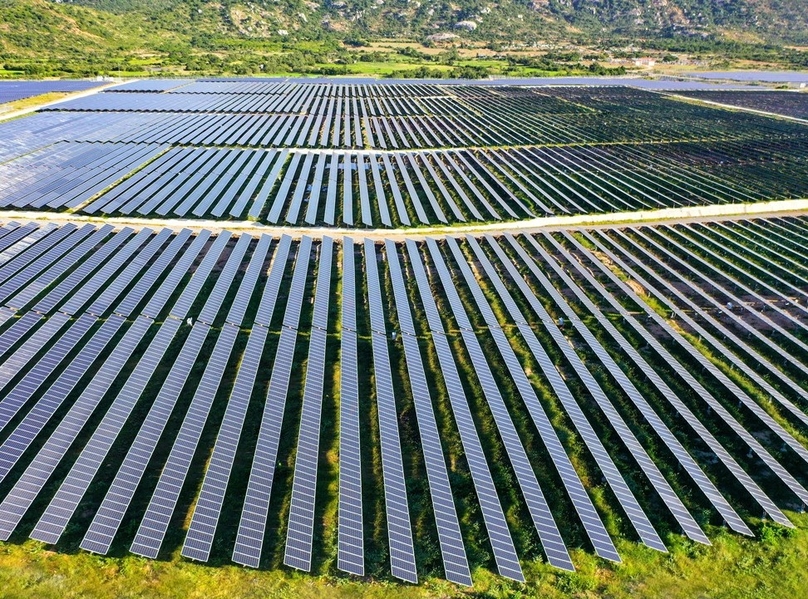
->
139, 231, 212, 320
81, 233, 251, 554
267, 152, 301, 223
439, 237, 574, 570
79, 320, 203, 552
249, 149, 289, 219
0, 311, 42, 360
192, 151, 254, 217
28, 316, 181, 545
0, 312, 73, 395
32, 228, 135, 314
431, 152, 488, 221
466, 232, 678, 559
363, 240, 420, 583
494, 234, 718, 545
323, 154, 339, 225
135, 149, 221, 215
717, 221, 808, 295
304, 153, 327, 224
0, 315, 148, 541
357, 155, 372, 226
180, 325, 265, 562
380, 154, 409, 226
22, 229, 226, 545
0, 314, 124, 486
337, 237, 364, 576
432, 152, 496, 220
342, 153, 354, 226
535, 230, 793, 529
286, 152, 315, 224
225, 150, 271, 218
0, 224, 71, 285
0, 307, 14, 330
407, 239, 523, 579
608, 227, 808, 427
458, 150, 520, 218
0, 312, 94, 432
556, 231, 808, 510
197, 233, 251, 325
154, 150, 230, 216
5, 225, 113, 311
385, 240, 471, 585
58, 228, 155, 316
406, 156, 447, 224
675, 224, 808, 321
0, 224, 94, 305
394, 154, 429, 224
618, 228, 808, 470
232, 236, 312, 568
182, 236, 290, 563
84, 148, 189, 214
284, 236, 334, 571
113, 229, 195, 319
169, 232, 232, 319
85, 228, 174, 316
130, 322, 239, 558
0, 224, 28, 255
225, 234, 272, 327
368, 155, 392, 227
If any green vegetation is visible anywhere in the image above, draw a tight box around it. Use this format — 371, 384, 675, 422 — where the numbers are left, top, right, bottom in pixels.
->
0, 516, 807, 598
2, 0, 808, 78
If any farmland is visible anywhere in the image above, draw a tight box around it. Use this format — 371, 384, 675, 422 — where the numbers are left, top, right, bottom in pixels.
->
0, 79, 806, 596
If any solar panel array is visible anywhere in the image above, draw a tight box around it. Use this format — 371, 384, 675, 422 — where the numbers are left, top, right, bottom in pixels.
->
0, 79, 105, 104
0, 215, 805, 586
2, 83, 808, 227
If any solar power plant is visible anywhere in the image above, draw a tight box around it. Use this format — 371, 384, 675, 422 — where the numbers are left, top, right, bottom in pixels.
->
0, 78, 807, 588
0, 217, 801, 578
1, 82, 807, 226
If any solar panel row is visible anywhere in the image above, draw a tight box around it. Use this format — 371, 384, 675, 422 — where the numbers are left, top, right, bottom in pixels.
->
362, 240, 422, 583
284, 236, 334, 571
337, 237, 364, 576
81, 233, 251, 555
407, 239, 523, 580
232, 236, 313, 568
6, 113, 795, 227
556, 231, 808, 509
384, 240, 467, 585
183, 236, 290, 563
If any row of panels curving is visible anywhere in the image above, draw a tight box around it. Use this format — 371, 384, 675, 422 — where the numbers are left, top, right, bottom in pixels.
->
1, 138, 806, 226
0, 217, 805, 584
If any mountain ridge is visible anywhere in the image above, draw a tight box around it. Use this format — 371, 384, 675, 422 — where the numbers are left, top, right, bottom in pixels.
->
62, 0, 808, 44
2, 0, 807, 78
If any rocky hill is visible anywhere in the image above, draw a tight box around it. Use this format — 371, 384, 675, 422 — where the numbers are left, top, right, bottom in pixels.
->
63, 0, 808, 43
1, 0, 806, 77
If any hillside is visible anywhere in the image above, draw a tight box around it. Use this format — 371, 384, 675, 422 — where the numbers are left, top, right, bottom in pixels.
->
1, 0, 807, 77
64, 0, 808, 43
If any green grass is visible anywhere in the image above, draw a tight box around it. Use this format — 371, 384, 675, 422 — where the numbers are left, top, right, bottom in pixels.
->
1, 515, 808, 598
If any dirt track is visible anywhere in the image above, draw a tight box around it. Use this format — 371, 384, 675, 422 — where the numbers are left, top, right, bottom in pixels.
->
0, 197, 805, 240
